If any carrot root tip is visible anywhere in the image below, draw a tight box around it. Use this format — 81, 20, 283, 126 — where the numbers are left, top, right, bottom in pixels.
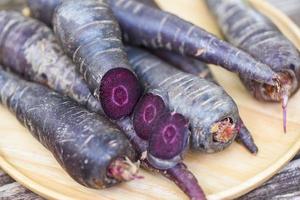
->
108, 158, 142, 181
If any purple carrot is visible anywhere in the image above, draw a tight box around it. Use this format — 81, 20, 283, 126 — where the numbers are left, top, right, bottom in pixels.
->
116, 117, 206, 200
150, 49, 215, 81
206, 0, 300, 132
127, 46, 240, 153
137, 0, 215, 80
127, 47, 257, 153
0, 11, 103, 114
27, 0, 212, 80
0, 69, 138, 188
53, 0, 141, 120
107, 0, 280, 86
27, 0, 280, 86
27, 0, 61, 26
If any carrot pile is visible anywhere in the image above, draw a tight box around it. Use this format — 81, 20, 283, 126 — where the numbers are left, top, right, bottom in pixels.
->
0, 0, 297, 199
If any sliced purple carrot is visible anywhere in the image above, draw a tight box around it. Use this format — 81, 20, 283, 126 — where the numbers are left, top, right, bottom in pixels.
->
206, 0, 300, 132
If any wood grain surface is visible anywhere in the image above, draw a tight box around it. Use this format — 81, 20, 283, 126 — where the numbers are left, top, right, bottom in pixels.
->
1, 0, 300, 200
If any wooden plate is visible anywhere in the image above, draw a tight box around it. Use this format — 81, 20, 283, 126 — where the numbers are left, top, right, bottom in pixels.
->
1, 0, 300, 199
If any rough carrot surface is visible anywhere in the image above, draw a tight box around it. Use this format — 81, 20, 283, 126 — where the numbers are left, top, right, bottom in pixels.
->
27, 0, 61, 26
0, 11, 103, 114
0, 69, 137, 188
53, 0, 141, 120
108, 0, 279, 85
206, 0, 300, 132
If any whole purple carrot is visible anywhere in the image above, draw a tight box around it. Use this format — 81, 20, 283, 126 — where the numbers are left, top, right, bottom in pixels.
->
27, 0, 280, 86
206, 0, 300, 132
107, 0, 280, 86
53, 0, 141, 120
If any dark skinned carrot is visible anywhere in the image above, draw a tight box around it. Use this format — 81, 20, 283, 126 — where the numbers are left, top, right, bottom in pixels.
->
53, 0, 141, 120
133, 0, 215, 81
116, 117, 206, 200
27, 0, 61, 26
27, 0, 279, 86
0, 68, 138, 188
150, 49, 215, 81
0, 11, 103, 114
127, 46, 258, 154
27, 0, 211, 80
206, 0, 300, 132
107, 0, 280, 86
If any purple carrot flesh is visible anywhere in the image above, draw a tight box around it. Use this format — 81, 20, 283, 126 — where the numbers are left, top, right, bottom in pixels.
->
206, 0, 300, 132
147, 111, 190, 169
0, 69, 138, 188
107, 0, 279, 86
53, 0, 141, 120
0, 11, 103, 114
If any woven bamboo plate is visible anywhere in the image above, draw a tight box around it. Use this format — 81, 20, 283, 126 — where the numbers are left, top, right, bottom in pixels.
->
1, 0, 300, 199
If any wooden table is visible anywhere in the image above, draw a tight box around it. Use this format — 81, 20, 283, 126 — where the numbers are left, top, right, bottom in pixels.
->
1, 0, 300, 199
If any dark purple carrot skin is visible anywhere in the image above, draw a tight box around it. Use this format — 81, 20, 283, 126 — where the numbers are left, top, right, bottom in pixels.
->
0, 69, 137, 189
0, 11, 103, 114
137, 0, 215, 81
206, 0, 300, 132
166, 163, 206, 200
53, 0, 141, 120
27, 0, 61, 26
27, 0, 211, 81
151, 50, 215, 81
116, 117, 206, 200
126, 46, 239, 153
107, 0, 279, 85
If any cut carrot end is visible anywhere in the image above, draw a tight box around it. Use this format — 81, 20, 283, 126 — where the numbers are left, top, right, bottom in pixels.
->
211, 118, 235, 143
108, 158, 142, 181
